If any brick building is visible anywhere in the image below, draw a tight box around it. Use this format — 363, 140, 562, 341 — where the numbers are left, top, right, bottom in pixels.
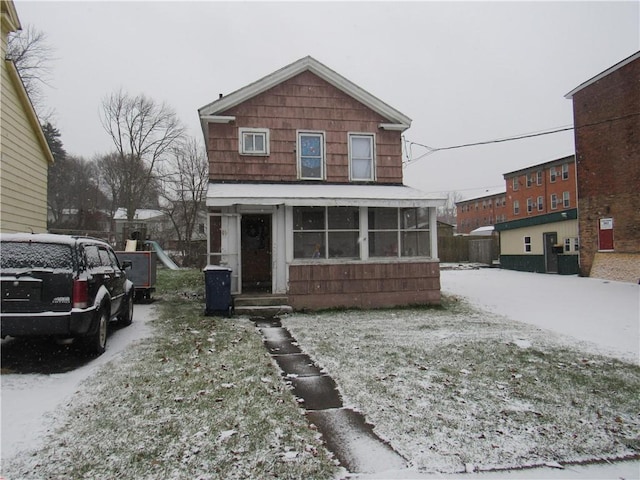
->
495, 155, 579, 274
455, 189, 506, 234
565, 51, 640, 283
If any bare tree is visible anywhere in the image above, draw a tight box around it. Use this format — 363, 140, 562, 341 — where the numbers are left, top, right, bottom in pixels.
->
7, 24, 54, 117
437, 191, 462, 225
100, 90, 184, 221
161, 137, 209, 266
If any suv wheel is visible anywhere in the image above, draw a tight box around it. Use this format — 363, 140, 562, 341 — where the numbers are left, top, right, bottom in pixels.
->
84, 308, 108, 355
119, 292, 134, 326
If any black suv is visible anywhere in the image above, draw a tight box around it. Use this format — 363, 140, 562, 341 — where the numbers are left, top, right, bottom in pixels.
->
1, 233, 134, 355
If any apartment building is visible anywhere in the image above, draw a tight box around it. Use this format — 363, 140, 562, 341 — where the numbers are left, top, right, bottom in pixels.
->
455, 190, 507, 234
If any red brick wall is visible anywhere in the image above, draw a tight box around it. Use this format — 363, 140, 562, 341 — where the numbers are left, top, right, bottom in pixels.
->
571, 56, 640, 276
504, 158, 577, 222
287, 261, 441, 310
456, 193, 507, 234
207, 71, 404, 184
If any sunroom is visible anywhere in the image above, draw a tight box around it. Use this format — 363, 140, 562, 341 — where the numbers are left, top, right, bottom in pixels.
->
207, 182, 445, 310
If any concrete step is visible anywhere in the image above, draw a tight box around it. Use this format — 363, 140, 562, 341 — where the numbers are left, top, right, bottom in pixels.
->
234, 295, 289, 307
234, 304, 293, 318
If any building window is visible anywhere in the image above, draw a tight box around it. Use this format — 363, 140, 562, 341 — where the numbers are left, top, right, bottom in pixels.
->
550, 166, 557, 183
562, 163, 569, 180
537, 196, 544, 211
512, 177, 519, 191
550, 193, 558, 210
297, 132, 325, 180
524, 236, 532, 253
513, 200, 520, 215
369, 207, 430, 257
527, 198, 533, 213
564, 237, 579, 252
526, 173, 533, 188
563, 191, 570, 208
293, 206, 359, 259
536, 170, 543, 185
349, 133, 375, 181
239, 128, 269, 155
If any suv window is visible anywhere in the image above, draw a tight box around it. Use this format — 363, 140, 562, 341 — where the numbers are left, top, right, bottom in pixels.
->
85, 245, 102, 269
0, 242, 73, 270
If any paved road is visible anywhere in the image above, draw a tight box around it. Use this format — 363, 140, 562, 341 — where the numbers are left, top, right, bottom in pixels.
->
440, 267, 639, 364
1, 303, 155, 461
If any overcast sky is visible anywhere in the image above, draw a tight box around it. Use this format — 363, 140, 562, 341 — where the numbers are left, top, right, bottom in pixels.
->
13, 0, 640, 198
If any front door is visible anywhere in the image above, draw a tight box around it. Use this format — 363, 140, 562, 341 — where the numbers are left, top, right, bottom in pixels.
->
544, 232, 558, 274
241, 214, 272, 293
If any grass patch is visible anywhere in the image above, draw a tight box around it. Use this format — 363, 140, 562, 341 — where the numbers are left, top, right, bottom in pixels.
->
284, 305, 640, 473
4, 269, 339, 479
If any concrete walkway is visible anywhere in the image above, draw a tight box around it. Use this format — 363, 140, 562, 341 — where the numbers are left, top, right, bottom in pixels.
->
253, 317, 407, 475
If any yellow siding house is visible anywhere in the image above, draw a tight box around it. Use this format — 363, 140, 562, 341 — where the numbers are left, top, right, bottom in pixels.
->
1, 0, 54, 233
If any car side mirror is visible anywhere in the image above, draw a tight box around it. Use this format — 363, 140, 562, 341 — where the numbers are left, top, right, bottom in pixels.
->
122, 260, 133, 270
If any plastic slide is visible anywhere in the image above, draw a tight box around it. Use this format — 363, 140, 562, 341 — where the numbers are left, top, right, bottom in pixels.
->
145, 240, 180, 270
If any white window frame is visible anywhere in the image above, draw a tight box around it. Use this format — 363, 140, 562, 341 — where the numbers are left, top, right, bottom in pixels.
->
562, 163, 569, 180
550, 166, 557, 183
239, 128, 269, 156
526, 173, 533, 188
524, 236, 532, 253
537, 196, 544, 211
512, 177, 519, 191
348, 133, 376, 181
536, 170, 543, 185
563, 191, 570, 208
550, 193, 558, 210
513, 200, 520, 215
526, 197, 533, 213
297, 131, 325, 180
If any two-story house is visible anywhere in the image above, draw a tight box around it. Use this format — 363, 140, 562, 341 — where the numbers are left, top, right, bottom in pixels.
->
496, 155, 579, 274
199, 56, 445, 310
565, 51, 640, 283
1, 0, 54, 233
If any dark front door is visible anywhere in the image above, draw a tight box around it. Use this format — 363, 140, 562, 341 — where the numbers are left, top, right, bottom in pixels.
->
544, 232, 558, 274
241, 214, 272, 293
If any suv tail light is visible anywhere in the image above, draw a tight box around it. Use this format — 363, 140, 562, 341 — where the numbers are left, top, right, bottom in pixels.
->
73, 278, 89, 309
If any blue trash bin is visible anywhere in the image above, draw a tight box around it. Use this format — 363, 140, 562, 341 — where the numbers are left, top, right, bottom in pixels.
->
203, 266, 233, 317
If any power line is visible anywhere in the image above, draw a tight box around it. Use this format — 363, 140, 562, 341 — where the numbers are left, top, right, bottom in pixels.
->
403, 111, 640, 166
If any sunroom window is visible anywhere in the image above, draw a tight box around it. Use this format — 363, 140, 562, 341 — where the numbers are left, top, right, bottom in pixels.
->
293, 206, 359, 259
369, 207, 430, 257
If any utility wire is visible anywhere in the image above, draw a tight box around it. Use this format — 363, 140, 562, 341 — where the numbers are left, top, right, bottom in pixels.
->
403, 111, 640, 166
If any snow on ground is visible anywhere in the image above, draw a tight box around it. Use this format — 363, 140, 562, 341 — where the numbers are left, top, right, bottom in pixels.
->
439, 267, 639, 365
0, 304, 155, 461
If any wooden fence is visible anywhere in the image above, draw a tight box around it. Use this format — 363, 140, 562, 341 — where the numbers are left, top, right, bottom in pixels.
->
438, 235, 499, 264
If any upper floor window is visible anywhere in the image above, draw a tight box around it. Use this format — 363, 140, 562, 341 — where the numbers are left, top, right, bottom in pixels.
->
550, 193, 558, 210
537, 196, 544, 211
513, 200, 520, 215
562, 163, 570, 180
512, 177, 519, 191
536, 170, 543, 185
526, 173, 533, 188
526, 198, 533, 213
349, 134, 375, 181
239, 128, 269, 156
550, 166, 557, 183
297, 131, 325, 180
563, 191, 570, 208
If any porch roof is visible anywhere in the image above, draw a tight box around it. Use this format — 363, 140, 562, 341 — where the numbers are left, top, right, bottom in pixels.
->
206, 183, 446, 208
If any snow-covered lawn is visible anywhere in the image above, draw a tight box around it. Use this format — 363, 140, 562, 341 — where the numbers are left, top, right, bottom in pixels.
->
284, 301, 640, 474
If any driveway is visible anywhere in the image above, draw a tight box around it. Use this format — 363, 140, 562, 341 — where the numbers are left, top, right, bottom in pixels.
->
1, 303, 155, 461
440, 267, 639, 364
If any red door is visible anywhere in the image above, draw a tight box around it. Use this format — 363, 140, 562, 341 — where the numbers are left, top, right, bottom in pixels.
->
598, 218, 614, 251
